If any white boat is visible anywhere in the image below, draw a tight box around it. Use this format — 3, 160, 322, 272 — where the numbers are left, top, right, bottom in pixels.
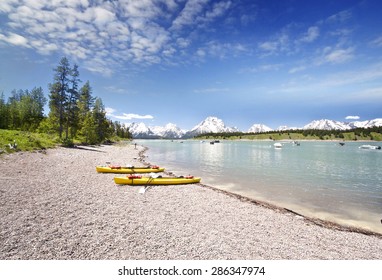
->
359, 144, 381, 150
274, 143, 283, 149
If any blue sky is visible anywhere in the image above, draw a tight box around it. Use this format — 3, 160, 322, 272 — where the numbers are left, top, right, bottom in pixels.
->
1, 0, 382, 131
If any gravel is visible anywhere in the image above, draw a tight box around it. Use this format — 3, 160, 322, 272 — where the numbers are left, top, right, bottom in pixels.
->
1, 143, 381, 259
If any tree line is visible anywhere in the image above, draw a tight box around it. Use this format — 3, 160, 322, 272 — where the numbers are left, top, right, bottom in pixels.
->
196, 126, 382, 140
0, 57, 131, 145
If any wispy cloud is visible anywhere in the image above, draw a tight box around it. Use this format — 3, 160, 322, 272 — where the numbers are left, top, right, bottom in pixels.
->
196, 40, 247, 59
298, 26, 320, 43
171, 0, 231, 31
288, 65, 306, 74
326, 10, 352, 24
316, 47, 354, 65
258, 32, 289, 55
241, 64, 282, 73
115, 113, 154, 120
371, 35, 382, 47
104, 86, 129, 95
0, 0, 233, 75
277, 62, 382, 95
194, 87, 230, 93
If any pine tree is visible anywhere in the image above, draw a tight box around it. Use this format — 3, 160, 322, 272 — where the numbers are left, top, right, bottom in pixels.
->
49, 57, 71, 139
7, 90, 23, 129
77, 81, 95, 126
93, 98, 111, 143
80, 112, 97, 144
0, 92, 8, 129
19, 87, 46, 131
65, 64, 81, 139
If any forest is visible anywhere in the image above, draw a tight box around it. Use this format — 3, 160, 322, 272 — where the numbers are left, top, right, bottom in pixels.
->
0, 57, 131, 150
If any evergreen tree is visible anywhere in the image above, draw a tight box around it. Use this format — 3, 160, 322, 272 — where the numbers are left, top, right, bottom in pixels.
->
49, 57, 71, 139
80, 112, 98, 144
65, 64, 81, 139
92, 98, 110, 143
77, 81, 95, 126
7, 89, 23, 129
19, 87, 46, 131
0, 92, 8, 129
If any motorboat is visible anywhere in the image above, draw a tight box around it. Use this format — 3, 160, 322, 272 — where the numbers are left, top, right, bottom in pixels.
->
359, 144, 381, 150
274, 143, 283, 149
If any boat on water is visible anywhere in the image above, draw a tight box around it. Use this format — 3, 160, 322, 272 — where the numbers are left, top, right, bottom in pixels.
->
274, 143, 283, 149
96, 165, 165, 174
358, 144, 381, 150
114, 175, 201, 185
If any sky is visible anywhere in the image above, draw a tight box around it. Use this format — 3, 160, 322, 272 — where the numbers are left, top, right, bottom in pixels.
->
1, 0, 382, 131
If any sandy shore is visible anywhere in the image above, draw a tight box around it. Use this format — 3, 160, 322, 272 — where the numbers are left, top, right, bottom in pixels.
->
1, 143, 381, 260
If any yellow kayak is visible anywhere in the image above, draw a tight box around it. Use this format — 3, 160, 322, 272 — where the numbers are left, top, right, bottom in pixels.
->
96, 165, 165, 174
114, 175, 201, 185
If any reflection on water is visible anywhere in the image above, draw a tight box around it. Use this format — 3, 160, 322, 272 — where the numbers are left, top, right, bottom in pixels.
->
138, 140, 382, 233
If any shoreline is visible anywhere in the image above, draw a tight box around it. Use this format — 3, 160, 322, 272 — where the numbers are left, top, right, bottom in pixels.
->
1, 143, 382, 259
138, 144, 382, 238
140, 142, 382, 238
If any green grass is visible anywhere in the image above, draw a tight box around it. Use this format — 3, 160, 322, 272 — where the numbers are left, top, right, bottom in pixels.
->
0, 129, 60, 154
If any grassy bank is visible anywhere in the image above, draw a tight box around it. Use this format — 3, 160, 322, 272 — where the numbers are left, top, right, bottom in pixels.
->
0, 129, 60, 154
0, 129, 131, 154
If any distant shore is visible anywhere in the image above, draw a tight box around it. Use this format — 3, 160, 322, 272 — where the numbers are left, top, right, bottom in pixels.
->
1, 143, 381, 259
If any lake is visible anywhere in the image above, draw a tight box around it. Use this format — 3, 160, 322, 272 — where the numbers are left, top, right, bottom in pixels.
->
137, 139, 382, 234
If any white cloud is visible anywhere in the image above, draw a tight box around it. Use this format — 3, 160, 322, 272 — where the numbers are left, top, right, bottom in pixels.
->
171, 0, 208, 30
104, 86, 128, 94
371, 35, 382, 47
0, 0, 231, 75
299, 26, 319, 43
317, 47, 354, 65
326, 10, 352, 24
114, 113, 154, 120
105, 107, 116, 115
288, 66, 306, 74
345, 116, 360, 120
198, 40, 247, 59
242, 64, 282, 73
0, 32, 29, 46
106, 108, 154, 120
258, 41, 278, 52
258, 32, 289, 55
194, 87, 229, 93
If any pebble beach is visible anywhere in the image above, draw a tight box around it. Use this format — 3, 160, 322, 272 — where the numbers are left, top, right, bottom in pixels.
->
1, 143, 382, 260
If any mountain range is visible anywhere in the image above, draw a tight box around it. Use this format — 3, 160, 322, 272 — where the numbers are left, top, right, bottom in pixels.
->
127, 116, 382, 139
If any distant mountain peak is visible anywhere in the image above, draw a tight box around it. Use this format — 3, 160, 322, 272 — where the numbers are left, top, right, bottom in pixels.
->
303, 119, 352, 130
248, 123, 273, 133
149, 123, 185, 138
128, 122, 157, 138
187, 116, 238, 137
128, 117, 382, 139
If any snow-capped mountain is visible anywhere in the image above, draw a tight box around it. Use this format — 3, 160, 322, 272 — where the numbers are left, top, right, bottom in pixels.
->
185, 116, 239, 137
248, 124, 273, 133
350, 118, 382, 129
303, 119, 352, 130
150, 123, 185, 139
276, 125, 299, 131
128, 117, 382, 139
128, 122, 157, 138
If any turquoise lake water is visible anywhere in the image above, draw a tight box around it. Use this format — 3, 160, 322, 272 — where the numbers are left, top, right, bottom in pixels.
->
137, 140, 382, 233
